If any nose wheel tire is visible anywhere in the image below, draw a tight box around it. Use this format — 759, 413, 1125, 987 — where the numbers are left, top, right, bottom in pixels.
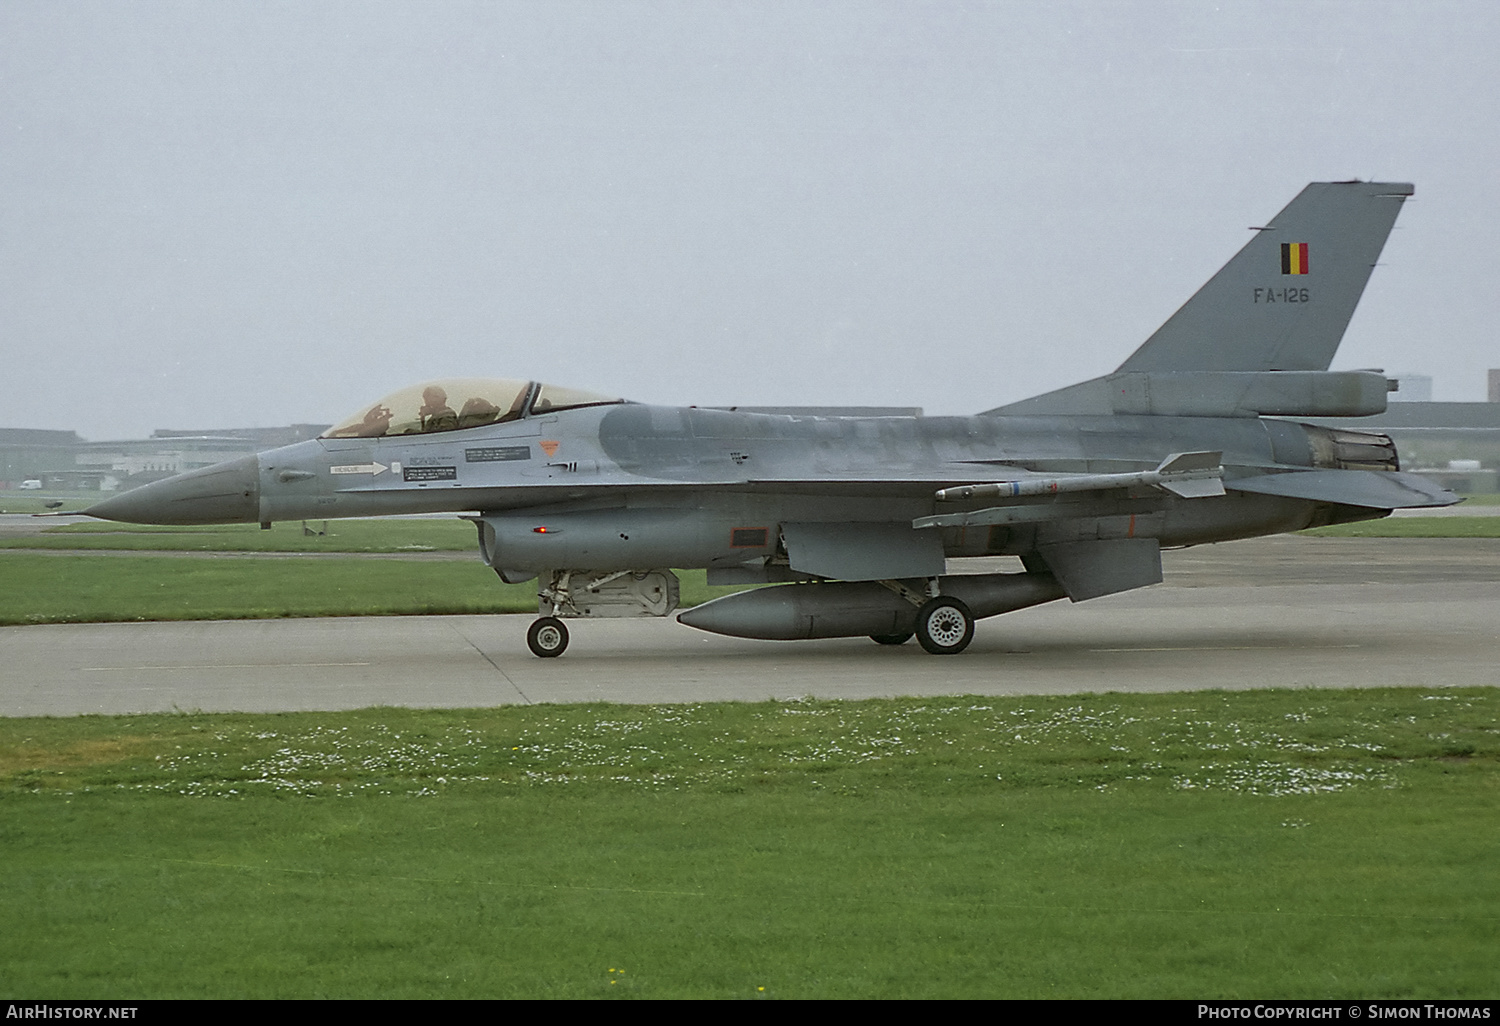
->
527, 616, 569, 658
915, 597, 974, 655
870, 632, 914, 646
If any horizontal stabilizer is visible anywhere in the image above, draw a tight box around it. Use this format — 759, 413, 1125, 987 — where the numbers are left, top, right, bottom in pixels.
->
1226, 470, 1460, 509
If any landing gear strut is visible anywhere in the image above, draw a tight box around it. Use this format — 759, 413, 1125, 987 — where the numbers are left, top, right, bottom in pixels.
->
915, 597, 974, 655
527, 616, 569, 658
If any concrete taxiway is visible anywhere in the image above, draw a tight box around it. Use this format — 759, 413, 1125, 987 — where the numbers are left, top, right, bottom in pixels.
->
2, 536, 1497, 716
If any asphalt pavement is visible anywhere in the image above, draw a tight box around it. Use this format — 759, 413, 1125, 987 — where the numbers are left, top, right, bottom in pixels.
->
3, 535, 1496, 716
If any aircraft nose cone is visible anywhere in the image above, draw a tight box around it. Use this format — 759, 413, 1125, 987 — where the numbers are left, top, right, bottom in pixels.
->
82, 454, 261, 525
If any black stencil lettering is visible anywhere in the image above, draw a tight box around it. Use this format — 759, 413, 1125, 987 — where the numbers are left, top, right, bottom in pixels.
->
465, 446, 531, 463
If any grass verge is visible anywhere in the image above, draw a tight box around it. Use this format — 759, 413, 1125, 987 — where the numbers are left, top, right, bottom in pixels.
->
0, 492, 98, 515
5, 512, 1499, 555
0, 688, 1495, 998
0, 555, 749, 625
0, 518, 476, 552
1300, 516, 1500, 538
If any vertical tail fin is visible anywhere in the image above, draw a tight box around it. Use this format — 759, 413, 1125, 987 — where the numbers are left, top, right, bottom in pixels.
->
1116, 181, 1412, 373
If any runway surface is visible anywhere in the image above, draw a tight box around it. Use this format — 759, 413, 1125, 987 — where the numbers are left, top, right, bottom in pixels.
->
2, 536, 1497, 716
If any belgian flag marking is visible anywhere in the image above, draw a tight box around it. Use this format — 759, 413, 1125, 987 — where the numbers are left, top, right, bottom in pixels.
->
1281, 242, 1310, 275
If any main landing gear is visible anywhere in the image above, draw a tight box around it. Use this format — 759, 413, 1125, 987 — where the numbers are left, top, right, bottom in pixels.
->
870, 580, 976, 655
526, 616, 569, 658
914, 596, 974, 655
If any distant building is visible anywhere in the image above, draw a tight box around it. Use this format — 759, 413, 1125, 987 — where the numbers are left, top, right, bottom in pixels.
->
1489, 369, 1500, 403
1300, 401, 1500, 492
152, 424, 328, 448
73, 436, 262, 489
1, 424, 330, 492
1389, 373, 1432, 402
0, 428, 83, 490
1302, 401, 1500, 435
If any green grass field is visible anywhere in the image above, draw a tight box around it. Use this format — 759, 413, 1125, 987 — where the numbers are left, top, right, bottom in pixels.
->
3, 503, 1499, 557
2, 512, 1498, 625
1, 688, 1494, 998
0, 517, 477, 552
0, 554, 750, 626
4, 511, 1496, 996
0, 492, 98, 515
1443, 491, 1500, 505
1303, 516, 1500, 538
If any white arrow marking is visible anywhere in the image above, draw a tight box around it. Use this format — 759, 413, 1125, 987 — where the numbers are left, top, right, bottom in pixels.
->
330, 462, 388, 476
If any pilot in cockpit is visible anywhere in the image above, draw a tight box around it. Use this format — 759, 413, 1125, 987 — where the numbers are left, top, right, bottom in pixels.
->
417, 386, 459, 433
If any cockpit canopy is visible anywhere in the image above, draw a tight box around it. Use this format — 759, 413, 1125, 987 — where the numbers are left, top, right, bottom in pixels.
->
322, 378, 624, 439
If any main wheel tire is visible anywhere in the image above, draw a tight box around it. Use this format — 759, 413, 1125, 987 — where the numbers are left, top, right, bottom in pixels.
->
870, 632, 914, 646
915, 597, 974, 655
526, 616, 569, 658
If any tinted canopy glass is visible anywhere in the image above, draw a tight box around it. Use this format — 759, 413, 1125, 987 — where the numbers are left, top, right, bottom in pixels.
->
322, 378, 626, 439
530, 383, 625, 415
323, 378, 532, 438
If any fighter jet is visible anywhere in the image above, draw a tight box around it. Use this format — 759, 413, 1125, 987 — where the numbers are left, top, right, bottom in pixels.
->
83, 181, 1457, 657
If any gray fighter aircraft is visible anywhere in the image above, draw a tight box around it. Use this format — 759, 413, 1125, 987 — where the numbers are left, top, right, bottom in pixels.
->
83, 180, 1457, 657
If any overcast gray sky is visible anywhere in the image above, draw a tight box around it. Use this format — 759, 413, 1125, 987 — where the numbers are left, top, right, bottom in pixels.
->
4, 0, 1497, 439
